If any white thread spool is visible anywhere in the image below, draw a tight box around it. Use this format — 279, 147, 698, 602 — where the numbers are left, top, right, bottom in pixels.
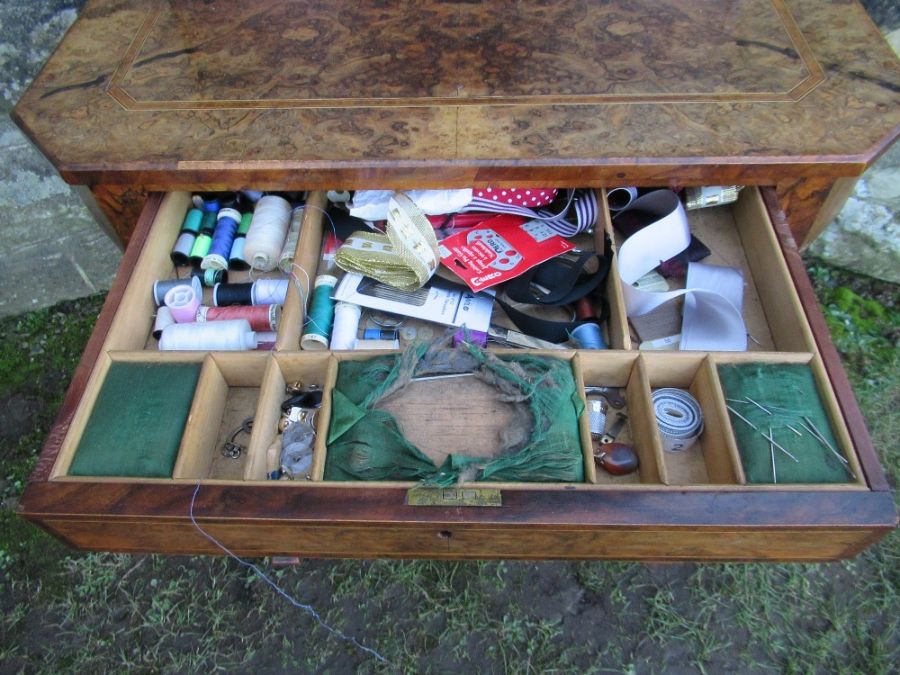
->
164, 283, 201, 323
278, 206, 305, 273
652, 388, 704, 452
152, 306, 175, 339
244, 195, 292, 271
329, 302, 361, 350
355, 339, 401, 350
159, 320, 257, 351
153, 276, 201, 307
251, 278, 289, 306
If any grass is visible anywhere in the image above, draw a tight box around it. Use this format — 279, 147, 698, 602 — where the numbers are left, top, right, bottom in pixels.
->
0, 260, 897, 673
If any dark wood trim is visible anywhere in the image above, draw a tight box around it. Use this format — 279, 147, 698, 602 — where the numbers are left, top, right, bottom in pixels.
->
761, 186, 893, 493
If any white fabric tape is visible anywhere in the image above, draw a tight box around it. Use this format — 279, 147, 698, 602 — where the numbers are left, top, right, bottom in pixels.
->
652, 388, 704, 453
615, 190, 747, 351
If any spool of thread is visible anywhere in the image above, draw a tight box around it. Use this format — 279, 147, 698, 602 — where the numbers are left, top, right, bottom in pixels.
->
571, 322, 608, 349
241, 189, 264, 204
363, 328, 399, 341
200, 195, 220, 213
159, 319, 257, 351
252, 278, 289, 306
228, 236, 249, 271
244, 195, 292, 271
574, 297, 596, 321
192, 267, 227, 288
330, 302, 361, 350
202, 208, 241, 271
213, 282, 254, 307
180, 208, 204, 234
227, 212, 254, 270
278, 206, 305, 273
153, 276, 201, 307
188, 232, 213, 264
607, 187, 638, 212
152, 306, 175, 340
170, 232, 196, 266
164, 283, 202, 323
256, 331, 278, 350
198, 304, 280, 331
356, 339, 401, 350
652, 388, 704, 452
170, 208, 204, 266
301, 275, 338, 350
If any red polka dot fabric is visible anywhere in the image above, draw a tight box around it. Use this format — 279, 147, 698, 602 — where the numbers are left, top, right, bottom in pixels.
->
472, 187, 558, 207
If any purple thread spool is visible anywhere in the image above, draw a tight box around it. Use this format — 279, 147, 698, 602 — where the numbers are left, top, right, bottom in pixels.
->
202, 208, 241, 271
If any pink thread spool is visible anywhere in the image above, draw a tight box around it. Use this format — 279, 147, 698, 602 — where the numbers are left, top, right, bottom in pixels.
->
164, 283, 201, 323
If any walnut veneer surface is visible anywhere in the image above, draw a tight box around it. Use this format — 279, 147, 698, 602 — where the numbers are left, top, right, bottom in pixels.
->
12, 0, 899, 185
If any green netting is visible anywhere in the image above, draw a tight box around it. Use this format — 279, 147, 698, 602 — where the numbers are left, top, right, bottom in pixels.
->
717, 362, 852, 484
325, 337, 585, 484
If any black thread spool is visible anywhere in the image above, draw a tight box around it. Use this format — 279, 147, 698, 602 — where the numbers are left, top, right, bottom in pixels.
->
228, 211, 253, 271
213, 282, 254, 307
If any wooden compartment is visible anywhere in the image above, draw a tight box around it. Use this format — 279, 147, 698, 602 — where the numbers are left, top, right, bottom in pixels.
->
641, 353, 743, 486
311, 350, 595, 488
244, 351, 332, 481
576, 351, 660, 486
608, 188, 816, 353
172, 353, 269, 481
712, 352, 866, 490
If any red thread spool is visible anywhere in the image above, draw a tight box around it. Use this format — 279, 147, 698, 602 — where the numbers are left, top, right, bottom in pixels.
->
575, 297, 596, 320
199, 305, 280, 331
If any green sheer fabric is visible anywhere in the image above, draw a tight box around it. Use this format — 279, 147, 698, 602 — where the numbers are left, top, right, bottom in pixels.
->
325, 342, 585, 484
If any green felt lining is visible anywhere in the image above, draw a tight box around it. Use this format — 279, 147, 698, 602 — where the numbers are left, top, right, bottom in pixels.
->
68, 361, 202, 478
717, 362, 851, 484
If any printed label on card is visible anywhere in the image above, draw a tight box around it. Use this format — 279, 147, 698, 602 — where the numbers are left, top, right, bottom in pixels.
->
439, 215, 575, 291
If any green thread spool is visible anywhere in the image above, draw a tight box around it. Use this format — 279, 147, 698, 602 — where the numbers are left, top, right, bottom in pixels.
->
182, 208, 203, 234
189, 232, 213, 263
199, 209, 217, 234
300, 275, 338, 350
237, 212, 253, 236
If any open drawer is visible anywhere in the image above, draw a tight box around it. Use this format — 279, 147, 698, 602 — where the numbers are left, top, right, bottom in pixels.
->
20, 188, 896, 561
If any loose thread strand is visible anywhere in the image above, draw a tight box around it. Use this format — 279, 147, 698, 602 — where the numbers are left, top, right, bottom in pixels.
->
188, 482, 388, 664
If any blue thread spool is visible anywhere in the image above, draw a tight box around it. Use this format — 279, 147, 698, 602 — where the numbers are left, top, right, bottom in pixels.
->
201, 196, 220, 213
202, 208, 241, 271
571, 322, 608, 349
229, 212, 253, 270
300, 275, 338, 350
363, 328, 398, 340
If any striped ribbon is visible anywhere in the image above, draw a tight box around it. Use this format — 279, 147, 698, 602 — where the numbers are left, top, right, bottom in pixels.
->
460, 189, 598, 236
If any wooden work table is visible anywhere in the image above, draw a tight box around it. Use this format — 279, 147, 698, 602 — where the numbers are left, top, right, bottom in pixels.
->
10, 0, 899, 562
12, 0, 900, 247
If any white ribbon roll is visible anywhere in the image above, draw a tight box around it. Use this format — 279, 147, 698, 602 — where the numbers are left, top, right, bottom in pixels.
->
652, 388, 704, 453
615, 190, 747, 351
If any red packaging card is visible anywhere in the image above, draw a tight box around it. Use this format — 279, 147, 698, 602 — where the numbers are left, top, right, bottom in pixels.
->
438, 214, 575, 291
